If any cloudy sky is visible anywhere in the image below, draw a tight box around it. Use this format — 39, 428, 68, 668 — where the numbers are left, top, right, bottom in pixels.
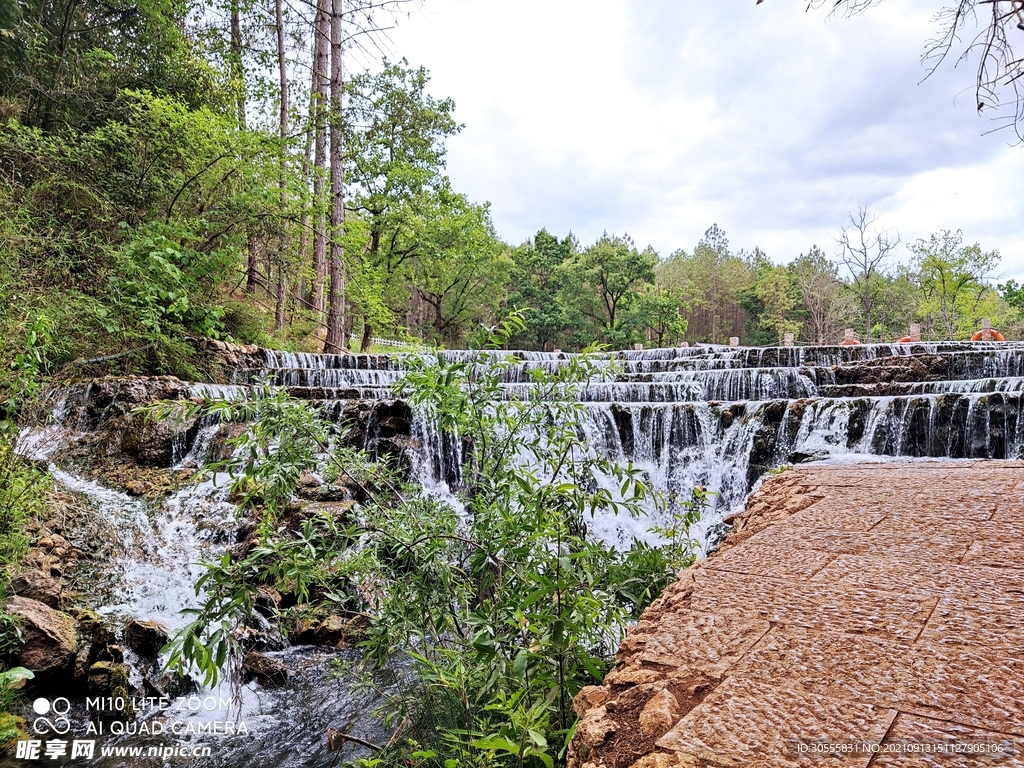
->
379, 1, 1024, 279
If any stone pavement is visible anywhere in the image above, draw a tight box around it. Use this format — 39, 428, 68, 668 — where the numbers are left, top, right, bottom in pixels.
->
569, 461, 1024, 768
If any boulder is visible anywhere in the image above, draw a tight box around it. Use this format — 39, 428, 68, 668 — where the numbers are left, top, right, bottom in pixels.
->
242, 651, 288, 687
87, 661, 130, 697
7, 596, 78, 675
290, 614, 368, 647
117, 412, 189, 467
124, 619, 169, 657
638, 688, 680, 736
10, 570, 62, 609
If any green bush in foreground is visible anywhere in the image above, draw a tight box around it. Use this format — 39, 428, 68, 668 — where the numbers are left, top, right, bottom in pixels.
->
163, 314, 703, 768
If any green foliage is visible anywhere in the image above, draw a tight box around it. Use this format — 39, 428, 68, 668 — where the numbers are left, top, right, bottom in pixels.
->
160, 313, 703, 766
559, 234, 658, 346
351, 313, 701, 766
0, 611, 25, 666
792, 247, 855, 344
506, 231, 576, 351
1000, 279, 1024, 312
911, 230, 1002, 340
112, 222, 235, 340
410, 191, 512, 345
657, 225, 756, 345
622, 286, 689, 348
0, 0, 218, 132
0, 312, 52, 420
0, 428, 47, 576
0, 667, 32, 745
742, 261, 803, 345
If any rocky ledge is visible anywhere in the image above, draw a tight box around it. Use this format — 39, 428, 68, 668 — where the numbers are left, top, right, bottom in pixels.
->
569, 461, 1024, 768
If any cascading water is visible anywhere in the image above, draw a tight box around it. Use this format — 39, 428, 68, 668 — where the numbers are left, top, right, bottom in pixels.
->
15, 339, 1024, 766
189, 340, 1024, 546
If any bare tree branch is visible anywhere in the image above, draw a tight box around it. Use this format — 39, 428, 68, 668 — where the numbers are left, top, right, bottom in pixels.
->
766, 0, 1024, 140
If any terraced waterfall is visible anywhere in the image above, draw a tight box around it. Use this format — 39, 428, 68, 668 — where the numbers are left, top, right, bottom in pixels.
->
14, 340, 1024, 766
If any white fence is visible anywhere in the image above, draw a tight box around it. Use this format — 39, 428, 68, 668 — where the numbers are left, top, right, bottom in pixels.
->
350, 335, 430, 352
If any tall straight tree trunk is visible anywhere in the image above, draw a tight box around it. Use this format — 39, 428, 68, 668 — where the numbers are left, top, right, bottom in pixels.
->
246, 231, 259, 293
324, 0, 345, 352
297, 110, 313, 310
310, 0, 330, 316
274, 0, 289, 330
231, 0, 261, 295
230, 0, 246, 128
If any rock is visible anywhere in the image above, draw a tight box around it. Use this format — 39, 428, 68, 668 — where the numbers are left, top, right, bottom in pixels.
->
573, 686, 610, 717
118, 412, 189, 467
631, 755, 685, 768
7, 597, 79, 675
10, 570, 62, 609
298, 484, 355, 503
0, 713, 28, 748
69, 608, 114, 643
786, 450, 829, 465
638, 689, 680, 736
73, 644, 93, 679
87, 661, 130, 696
576, 706, 617, 748
125, 619, 169, 657
149, 671, 196, 699
254, 585, 282, 617
241, 651, 288, 687
289, 614, 367, 648
124, 480, 148, 496
312, 615, 349, 646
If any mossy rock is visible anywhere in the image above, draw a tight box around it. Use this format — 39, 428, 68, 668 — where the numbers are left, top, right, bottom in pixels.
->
0, 713, 28, 754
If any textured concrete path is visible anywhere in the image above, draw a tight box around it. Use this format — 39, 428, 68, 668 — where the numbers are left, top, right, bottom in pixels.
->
570, 461, 1024, 768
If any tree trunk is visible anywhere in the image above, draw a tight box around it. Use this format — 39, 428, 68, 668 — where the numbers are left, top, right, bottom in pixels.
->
274, 0, 288, 330
230, 0, 246, 128
309, 0, 330, 316
231, 0, 259, 295
246, 231, 258, 293
324, 0, 345, 353
297, 112, 313, 309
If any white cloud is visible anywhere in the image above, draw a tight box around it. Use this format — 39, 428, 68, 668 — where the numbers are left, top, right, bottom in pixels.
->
383, 0, 1022, 274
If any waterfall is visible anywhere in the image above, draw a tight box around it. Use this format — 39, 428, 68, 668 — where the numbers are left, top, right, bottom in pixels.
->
34, 343, 1024, 554
17, 339, 1024, 766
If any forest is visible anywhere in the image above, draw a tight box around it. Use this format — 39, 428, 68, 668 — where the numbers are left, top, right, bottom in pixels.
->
2, 0, 1023, 414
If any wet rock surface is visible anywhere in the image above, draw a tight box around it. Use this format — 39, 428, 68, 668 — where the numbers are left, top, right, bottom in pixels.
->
569, 461, 1024, 768
242, 650, 289, 686
6, 596, 79, 676
124, 618, 169, 657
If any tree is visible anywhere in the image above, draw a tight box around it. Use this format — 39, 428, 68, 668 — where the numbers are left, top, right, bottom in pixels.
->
411, 192, 510, 344
507, 230, 576, 351
836, 206, 900, 342
793, 246, 854, 344
560, 235, 657, 345
626, 286, 689, 347
999, 278, 1024, 312
324, 0, 346, 353
658, 226, 755, 344
750, 263, 803, 344
343, 61, 461, 348
784, 1, 1024, 139
911, 230, 1000, 339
